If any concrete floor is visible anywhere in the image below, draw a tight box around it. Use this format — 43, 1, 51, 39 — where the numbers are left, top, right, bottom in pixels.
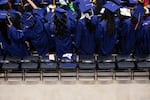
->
0, 81, 150, 100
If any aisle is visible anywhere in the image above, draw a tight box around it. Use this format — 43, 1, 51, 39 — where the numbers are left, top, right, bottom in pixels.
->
0, 81, 150, 100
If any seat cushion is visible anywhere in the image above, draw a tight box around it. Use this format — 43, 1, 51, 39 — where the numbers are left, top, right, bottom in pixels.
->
98, 62, 115, 69
40, 62, 57, 69
79, 63, 96, 69
137, 61, 150, 68
118, 62, 135, 69
59, 63, 77, 69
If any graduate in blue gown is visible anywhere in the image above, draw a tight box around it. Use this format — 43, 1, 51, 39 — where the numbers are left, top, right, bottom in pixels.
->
21, 12, 52, 57
54, 7, 74, 58
0, 10, 29, 57
142, 16, 150, 54
117, 6, 136, 55
141, 7, 150, 55
75, 13, 98, 55
96, 1, 119, 56
133, 0, 146, 57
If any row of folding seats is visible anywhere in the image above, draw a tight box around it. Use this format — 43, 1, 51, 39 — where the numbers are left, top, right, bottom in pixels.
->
0, 54, 150, 71
0, 55, 150, 79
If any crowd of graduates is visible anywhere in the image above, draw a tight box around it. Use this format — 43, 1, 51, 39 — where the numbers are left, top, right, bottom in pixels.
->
0, 0, 150, 60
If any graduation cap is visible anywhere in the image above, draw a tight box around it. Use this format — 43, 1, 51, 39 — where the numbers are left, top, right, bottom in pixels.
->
0, 10, 7, 19
103, 1, 120, 13
78, 0, 94, 12
9, 10, 21, 19
20, 12, 36, 28
128, 0, 138, 5
33, 8, 45, 18
55, 7, 67, 18
0, 0, 8, 5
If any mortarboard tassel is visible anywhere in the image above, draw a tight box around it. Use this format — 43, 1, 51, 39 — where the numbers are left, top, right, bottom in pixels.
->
69, 2, 75, 12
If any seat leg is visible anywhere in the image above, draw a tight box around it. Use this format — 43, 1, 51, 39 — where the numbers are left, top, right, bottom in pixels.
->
4, 70, 8, 81
149, 69, 150, 80
113, 70, 116, 80
40, 70, 43, 81
130, 70, 133, 80
94, 69, 97, 80
58, 70, 61, 80
22, 70, 25, 81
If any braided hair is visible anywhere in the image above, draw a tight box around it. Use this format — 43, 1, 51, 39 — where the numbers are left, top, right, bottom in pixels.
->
101, 9, 115, 37
54, 13, 67, 39
0, 20, 11, 45
85, 17, 96, 33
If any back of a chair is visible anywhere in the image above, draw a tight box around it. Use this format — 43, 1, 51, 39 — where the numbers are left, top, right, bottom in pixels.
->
21, 56, 39, 69
2, 56, 21, 70
98, 55, 116, 69
40, 54, 57, 69
78, 55, 96, 69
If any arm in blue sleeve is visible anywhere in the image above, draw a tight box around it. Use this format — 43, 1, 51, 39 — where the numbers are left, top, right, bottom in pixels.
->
7, 26, 24, 40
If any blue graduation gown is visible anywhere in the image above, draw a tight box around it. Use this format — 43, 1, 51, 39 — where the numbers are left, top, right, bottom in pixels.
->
142, 17, 150, 54
75, 16, 98, 55
134, 20, 146, 56
118, 18, 136, 55
23, 18, 52, 56
55, 17, 75, 58
0, 26, 29, 57
96, 20, 117, 56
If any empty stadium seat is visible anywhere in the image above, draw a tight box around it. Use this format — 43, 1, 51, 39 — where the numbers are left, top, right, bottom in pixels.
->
98, 55, 116, 69
78, 55, 96, 80
115, 55, 135, 80
117, 55, 136, 69
21, 56, 40, 81
133, 55, 150, 80
97, 55, 116, 80
21, 56, 39, 69
1, 56, 21, 81
2, 56, 21, 70
78, 55, 96, 69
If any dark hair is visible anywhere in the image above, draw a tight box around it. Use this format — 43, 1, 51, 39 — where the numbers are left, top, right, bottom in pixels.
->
9, 12, 22, 29
131, 16, 138, 29
85, 17, 96, 33
0, 20, 11, 45
54, 13, 67, 39
0, 4, 11, 10
101, 9, 115, 37
94, 1, 104, 15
